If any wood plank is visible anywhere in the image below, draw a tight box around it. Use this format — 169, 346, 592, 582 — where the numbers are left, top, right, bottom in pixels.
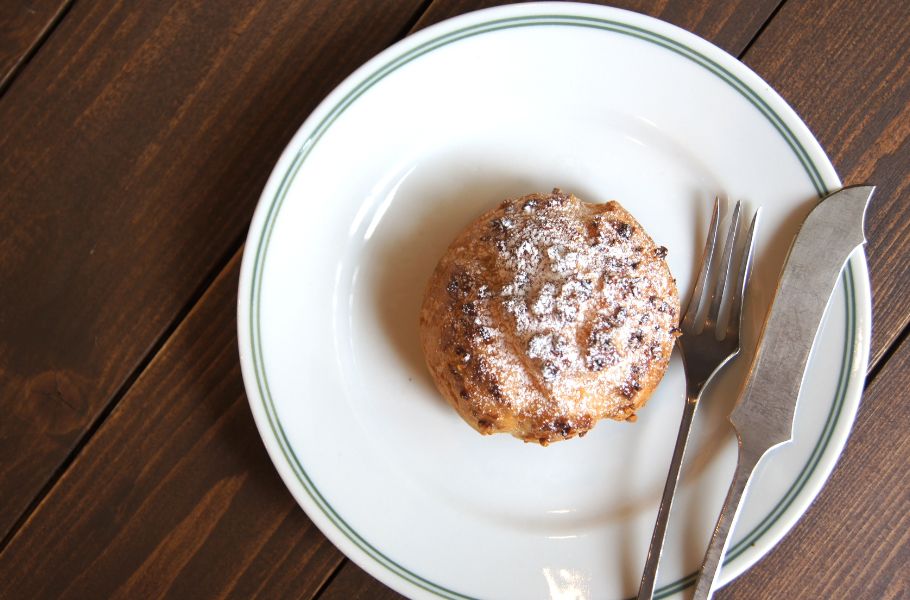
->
412, 0, 782, 56
741, 0, 910, 369
0, 0, 425, 541
0, 0, 71, 91
717, 333, 910, 599
4, 0, 902, 598
0, 250, 346, 598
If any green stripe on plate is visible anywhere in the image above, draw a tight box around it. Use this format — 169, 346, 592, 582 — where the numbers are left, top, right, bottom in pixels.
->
248, 14, 854, 600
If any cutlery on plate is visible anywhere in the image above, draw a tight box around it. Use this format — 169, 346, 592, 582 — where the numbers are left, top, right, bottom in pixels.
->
638, 198, 761, 600
693, 185, 874, 600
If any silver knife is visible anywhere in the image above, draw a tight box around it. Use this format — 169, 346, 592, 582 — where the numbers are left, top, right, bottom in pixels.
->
692, 185, 874, 600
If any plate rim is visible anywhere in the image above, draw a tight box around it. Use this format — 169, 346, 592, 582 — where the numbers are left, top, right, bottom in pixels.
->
236, 3, 871, 598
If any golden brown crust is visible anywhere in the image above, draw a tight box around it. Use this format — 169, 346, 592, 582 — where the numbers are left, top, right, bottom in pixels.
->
420, 190, 679, 444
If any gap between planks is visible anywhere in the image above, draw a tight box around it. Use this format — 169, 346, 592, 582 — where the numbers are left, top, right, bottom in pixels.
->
3, 0, 904, 595
0, 0, 437, 558
0, 0, 77, 97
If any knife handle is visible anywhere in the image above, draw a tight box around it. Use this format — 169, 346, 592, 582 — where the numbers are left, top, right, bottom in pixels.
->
693, 443, 764, 600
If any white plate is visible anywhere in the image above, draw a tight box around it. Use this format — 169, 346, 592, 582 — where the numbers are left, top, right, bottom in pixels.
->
237, 3, 870, 599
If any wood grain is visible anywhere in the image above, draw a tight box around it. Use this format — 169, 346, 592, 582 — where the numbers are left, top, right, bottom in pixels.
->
741, 0, 910, 369
412, 0, 782, 56
320, 562, 407, 600
0, 0, 425, 542
0, 250, 345, 598
717, 332, 910, 599
0, 0, 905, 599
0, 0, 71, 92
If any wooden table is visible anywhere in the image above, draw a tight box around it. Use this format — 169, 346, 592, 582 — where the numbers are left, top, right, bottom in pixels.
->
1, 1, 906, 598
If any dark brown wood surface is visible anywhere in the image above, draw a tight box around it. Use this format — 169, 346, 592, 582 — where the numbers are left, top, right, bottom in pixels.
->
0, 0, 906, 599
0, 0, 426, 543
0, 251, 346, 598
741, 0, 910, 369
0, 0, 72, 91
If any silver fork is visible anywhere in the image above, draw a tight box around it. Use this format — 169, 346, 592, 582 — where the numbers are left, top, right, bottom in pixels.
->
637, 198, 760, 600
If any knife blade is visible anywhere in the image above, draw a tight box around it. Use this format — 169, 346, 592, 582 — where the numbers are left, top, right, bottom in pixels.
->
692, 185, 874, 600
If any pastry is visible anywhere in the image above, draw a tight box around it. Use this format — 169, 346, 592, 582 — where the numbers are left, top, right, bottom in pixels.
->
419, 189, 679, 444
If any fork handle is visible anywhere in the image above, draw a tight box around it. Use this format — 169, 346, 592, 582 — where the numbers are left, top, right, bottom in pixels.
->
692, 443, 763, 600
637, 396, 699, 600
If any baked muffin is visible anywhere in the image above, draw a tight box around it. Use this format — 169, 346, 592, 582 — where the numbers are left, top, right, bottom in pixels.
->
420, 189, 679, 444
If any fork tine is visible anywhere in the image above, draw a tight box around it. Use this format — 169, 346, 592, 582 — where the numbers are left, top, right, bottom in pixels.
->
682, 198, 720, 331
707, 201, 741, 335
726, 208, 761, 334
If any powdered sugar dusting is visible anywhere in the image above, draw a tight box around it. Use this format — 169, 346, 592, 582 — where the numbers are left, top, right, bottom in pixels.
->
433, 189, 678, 443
